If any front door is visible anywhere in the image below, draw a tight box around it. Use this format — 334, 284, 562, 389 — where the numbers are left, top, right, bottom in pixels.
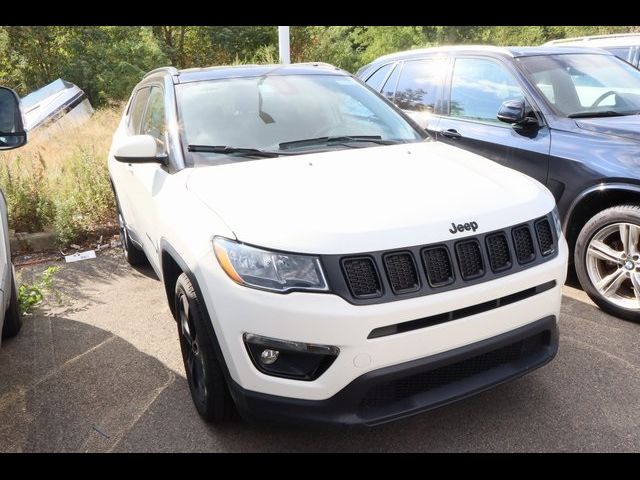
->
437, 56, 550, 185
128, 85, 168, 271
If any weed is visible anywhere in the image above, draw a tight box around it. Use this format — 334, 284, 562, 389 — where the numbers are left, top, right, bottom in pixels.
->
17, 265, 60, 314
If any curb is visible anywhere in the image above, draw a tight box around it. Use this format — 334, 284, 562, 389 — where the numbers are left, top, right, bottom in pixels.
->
9, 231, 57, 253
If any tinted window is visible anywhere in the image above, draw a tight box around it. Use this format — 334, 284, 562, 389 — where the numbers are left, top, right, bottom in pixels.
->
140, 86, 165, 144
365, 63, 394, 92
395, 58, 448, 113
381, 65, 400, 102
128, 87, 150, 134
450, 58, 524, 124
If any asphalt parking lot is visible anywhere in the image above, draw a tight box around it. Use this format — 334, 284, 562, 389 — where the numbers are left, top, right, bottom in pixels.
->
0, 248, 638, 452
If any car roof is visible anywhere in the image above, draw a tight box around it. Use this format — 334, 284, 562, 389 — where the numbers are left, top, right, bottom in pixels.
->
368, 44, 613, 64
545, 33, 640, 47
162, 62, 347, 83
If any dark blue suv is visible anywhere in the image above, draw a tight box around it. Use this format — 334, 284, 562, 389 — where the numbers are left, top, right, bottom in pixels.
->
358, 46, 640, 322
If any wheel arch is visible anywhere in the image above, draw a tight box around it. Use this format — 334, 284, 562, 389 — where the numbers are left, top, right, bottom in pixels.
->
159, 238, 236, 386
564, 183, 640, 255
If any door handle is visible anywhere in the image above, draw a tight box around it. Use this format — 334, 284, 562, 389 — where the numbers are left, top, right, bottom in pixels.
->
440, 129, 462, 139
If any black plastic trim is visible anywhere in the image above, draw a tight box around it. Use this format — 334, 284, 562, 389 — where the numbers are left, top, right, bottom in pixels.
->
340, 255, 383, 299
368, 280, 556, 339
382, 250, 421, 294
421, 245, 455, 287
321, 212, 558, 305
454, 238, 485, 280
228, 315, 559, 428
158, 240, 236, 389
534, 218, 556, 256
485, 232, 512, 273
512, 224, 537, 265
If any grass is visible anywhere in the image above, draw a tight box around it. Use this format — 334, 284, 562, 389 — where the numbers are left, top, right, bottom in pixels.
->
0, 107, 121, 247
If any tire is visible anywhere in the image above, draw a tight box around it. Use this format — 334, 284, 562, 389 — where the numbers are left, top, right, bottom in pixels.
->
111, 183, 147, 266
575, 204, 640, 322
2, 268, 22, 339
174, 273, 233, 422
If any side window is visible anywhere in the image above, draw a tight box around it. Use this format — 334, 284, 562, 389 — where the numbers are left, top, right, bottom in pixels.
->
140, 86, 166, 146
394, 58, 448, 113
449, 58, 524, 124
365, 63, 394, 92
128, 87, 150, 134
381, 64, 400, 102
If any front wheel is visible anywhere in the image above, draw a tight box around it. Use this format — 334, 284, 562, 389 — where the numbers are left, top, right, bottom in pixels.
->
575, 204, 640, 322
175, 273, 233, 422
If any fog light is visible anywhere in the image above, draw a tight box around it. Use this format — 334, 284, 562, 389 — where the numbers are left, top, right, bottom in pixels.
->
243, 333, 339, 381
260, 349, 279, 365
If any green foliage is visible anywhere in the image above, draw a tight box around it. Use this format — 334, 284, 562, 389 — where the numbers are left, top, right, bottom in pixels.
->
50, 147, 116, 246
351, 26, 428, 69
17, 266, 60, 314
1, 26, 638, 106
1, 26, 168, 107
0, 107, 120, 246
0, 154, 54, 232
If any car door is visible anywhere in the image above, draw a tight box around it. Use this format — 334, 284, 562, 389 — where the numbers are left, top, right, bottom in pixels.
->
113, 86, 150, 236
436, 56, 550, 185
128, 85, 168, 271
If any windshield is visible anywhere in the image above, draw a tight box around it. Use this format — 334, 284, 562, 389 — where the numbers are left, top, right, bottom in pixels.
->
517, 53, 640, 117
176, 73, 424, 164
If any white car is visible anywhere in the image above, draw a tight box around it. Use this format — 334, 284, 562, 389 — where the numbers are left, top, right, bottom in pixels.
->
108, 63, 568, 427
0, 86, 26, 347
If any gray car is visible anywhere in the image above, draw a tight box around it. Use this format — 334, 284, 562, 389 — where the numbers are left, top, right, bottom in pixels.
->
0, 86, 27, 345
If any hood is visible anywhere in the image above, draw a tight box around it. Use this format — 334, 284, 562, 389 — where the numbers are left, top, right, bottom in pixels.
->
186, 142, 555, 254
575, 115, 640, 142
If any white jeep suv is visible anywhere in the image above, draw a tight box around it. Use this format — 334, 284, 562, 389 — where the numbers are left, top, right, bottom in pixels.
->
108, 63, 568, 427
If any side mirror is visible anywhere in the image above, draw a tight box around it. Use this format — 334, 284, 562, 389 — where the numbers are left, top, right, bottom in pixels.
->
114, 135, 167, 164
0, 87, 27, 151
497, 99, 538, 127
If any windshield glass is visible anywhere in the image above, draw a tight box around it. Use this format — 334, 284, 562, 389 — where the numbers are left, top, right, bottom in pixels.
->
176, 73, 424, 164
517, 53, 640, 117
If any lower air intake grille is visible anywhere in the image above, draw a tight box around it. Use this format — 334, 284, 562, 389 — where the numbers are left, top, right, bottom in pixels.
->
422, 247, 454, 287
513, 226, 536, 264
384, 252, 420, 294
486, 233, 511, 272
455, 240, 484, 280
360, 332, 548, 412
342, 257, 381, 298
535, 219, 555, 256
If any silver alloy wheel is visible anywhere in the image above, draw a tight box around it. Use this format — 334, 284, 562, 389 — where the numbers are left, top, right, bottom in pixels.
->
586, 222, 640, 311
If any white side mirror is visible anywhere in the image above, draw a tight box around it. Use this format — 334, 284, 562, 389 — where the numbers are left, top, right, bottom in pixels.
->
114, 135, 166, 164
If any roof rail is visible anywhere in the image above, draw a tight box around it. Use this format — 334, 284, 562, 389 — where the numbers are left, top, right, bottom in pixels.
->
143, 66, 179, 79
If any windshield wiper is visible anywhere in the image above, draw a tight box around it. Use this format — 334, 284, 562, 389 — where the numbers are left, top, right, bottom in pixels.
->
567, 110, 636, 119
188, 145, 282, 158
278, 135, 400, 150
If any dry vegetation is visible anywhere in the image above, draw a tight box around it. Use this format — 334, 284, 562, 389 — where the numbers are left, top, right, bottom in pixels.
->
0, 107, 122, 246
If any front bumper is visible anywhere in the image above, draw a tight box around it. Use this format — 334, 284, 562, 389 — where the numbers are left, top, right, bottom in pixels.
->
195, 237, 567, 404
229, 315, 558, 427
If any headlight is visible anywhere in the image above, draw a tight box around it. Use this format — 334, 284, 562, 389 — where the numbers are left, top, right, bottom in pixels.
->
551, 206, 562, 238
213, 237, 328, 293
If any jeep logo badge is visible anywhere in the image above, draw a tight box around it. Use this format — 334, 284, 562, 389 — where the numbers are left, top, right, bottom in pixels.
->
449, 221, 478, 234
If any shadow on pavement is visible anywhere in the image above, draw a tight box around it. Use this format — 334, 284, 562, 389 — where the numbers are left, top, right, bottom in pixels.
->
0, 279, 638, 452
